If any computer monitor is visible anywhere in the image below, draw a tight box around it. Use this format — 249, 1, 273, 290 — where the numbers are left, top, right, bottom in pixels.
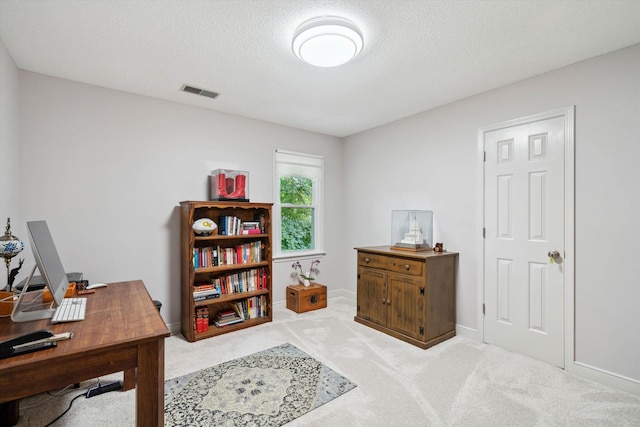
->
11, 220, 70, 322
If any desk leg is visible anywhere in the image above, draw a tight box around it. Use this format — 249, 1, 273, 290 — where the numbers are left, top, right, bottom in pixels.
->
0, 400, 18, 427
136, 339, 164, 427
122, 368, 136, 391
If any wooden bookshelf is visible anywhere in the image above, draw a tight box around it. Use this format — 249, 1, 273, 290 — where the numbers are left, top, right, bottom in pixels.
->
180, 201, 273, 342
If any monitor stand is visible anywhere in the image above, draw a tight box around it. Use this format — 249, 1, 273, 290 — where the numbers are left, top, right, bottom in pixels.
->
11, 265, 56, 323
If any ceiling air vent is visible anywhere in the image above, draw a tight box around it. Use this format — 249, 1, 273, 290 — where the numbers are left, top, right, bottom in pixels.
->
180, 84, 219, 99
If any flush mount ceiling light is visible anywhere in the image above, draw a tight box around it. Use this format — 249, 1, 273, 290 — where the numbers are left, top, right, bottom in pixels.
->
292, 16, 363, 67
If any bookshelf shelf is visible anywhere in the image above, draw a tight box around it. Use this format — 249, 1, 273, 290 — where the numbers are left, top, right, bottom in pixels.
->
193, 261, 270, 274
194, 316, 271, 340
180, 201, 273, 342
194, 234, 269, 241
193, 289, 270, 307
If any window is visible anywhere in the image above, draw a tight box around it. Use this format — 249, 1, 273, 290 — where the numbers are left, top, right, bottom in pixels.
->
273, 150, 323, 258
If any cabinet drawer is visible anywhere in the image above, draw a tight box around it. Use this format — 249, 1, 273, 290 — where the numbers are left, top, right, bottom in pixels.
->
358, 253, 423, 276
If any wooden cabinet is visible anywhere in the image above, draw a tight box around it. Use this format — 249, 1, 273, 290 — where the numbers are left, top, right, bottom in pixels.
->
355, 246, 458, 349
180, 201, 272, 342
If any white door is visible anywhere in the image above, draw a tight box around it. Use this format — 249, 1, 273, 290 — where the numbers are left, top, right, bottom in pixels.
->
483, 111, 569, 368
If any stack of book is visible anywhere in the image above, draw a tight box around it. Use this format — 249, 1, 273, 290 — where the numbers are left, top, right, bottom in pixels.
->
240, 221, 261, 235
213, 307, 244, 328
193, 283, 221, 301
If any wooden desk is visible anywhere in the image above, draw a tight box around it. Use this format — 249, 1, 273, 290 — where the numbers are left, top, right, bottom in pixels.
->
0, 280, 170, 426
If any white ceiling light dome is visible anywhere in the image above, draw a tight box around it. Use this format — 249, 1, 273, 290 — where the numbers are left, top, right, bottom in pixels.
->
292, 16, 364, 67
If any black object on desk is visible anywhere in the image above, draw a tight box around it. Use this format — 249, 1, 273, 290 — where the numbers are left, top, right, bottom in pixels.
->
0, 330, 57, 359
13, 273, 83, 292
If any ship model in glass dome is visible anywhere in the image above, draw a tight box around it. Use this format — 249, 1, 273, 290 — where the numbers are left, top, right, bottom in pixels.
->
390, 210, 433, 251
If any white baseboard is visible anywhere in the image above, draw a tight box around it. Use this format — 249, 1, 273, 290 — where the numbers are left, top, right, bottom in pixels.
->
328, 288, 355, 298
569, 361, 640, 396
453, 324, 640, 396
167, 321, 181, 335
455, 324, 480, 341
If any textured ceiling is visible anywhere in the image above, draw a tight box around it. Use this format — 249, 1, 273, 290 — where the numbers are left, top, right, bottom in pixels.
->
1, 0, 640, 137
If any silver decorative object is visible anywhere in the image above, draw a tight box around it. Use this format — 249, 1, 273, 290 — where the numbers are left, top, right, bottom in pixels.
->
0, 218, 24, 291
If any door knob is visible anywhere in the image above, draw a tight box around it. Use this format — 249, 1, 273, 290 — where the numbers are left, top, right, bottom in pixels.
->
547, 250, 562, 264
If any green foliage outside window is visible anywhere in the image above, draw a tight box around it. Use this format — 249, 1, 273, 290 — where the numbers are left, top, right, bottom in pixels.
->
280, 176, 314, 251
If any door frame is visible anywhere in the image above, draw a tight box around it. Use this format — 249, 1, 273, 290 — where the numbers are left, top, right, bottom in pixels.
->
476, 106, 575, 369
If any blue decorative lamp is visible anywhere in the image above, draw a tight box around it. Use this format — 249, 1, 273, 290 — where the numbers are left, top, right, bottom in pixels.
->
0, 218, 24, 291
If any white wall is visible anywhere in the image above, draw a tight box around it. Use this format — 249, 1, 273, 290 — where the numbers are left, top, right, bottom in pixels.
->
17, 71, 343, 329
0, 36, 20, 289
343, 44, 640, 384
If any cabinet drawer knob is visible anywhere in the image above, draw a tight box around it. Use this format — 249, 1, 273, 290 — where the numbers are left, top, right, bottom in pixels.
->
386, 299, 391, 305
404, 264, 410, 270
364, 257, 370, 263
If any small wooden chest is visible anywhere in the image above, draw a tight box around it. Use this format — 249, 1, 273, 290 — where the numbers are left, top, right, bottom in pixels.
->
286, 283, 327, 313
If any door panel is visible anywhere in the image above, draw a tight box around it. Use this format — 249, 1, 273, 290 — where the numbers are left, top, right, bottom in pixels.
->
484, 115, 565, 368
387, 273, 422, 339
357, 268, 386, 326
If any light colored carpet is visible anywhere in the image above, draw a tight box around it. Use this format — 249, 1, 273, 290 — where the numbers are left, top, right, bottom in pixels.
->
15, 293, 640, 426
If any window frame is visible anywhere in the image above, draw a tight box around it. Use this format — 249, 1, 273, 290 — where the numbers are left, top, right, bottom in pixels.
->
273, 149, 324, 260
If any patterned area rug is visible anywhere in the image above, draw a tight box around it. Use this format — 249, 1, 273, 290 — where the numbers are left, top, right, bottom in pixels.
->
164, 343, 357, 426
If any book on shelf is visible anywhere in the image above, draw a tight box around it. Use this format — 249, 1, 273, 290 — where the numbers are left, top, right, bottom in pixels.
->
217, 309, 237, 319
213, 317, 243, 327
232, 296, 267, 320
192, 241, 263, 268
250, 295, 268, 318
241, 221, 261, 235
218, 215, 244, 236
217, 216, 228, 236
193, 282, 221, 301
194, 282, 214, 289
194, 288, 220, 296
194, 292, 220, 302
195, 307, 209, 333
209, 296, 267, 329
193, 283, 218, 291
232, 301, 246, 320
211, 267, 267, 295
241, 229, 261, 235
192, 247, 218, 268
213, 307, 244, 327
217, 216, 265, 236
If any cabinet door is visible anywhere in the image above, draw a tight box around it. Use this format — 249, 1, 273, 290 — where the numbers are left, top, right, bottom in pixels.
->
387, 273, 424, 340
356, 267, 387, 326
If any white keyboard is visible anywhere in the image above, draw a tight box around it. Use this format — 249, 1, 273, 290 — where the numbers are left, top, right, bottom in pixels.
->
52, 297, 87, 323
